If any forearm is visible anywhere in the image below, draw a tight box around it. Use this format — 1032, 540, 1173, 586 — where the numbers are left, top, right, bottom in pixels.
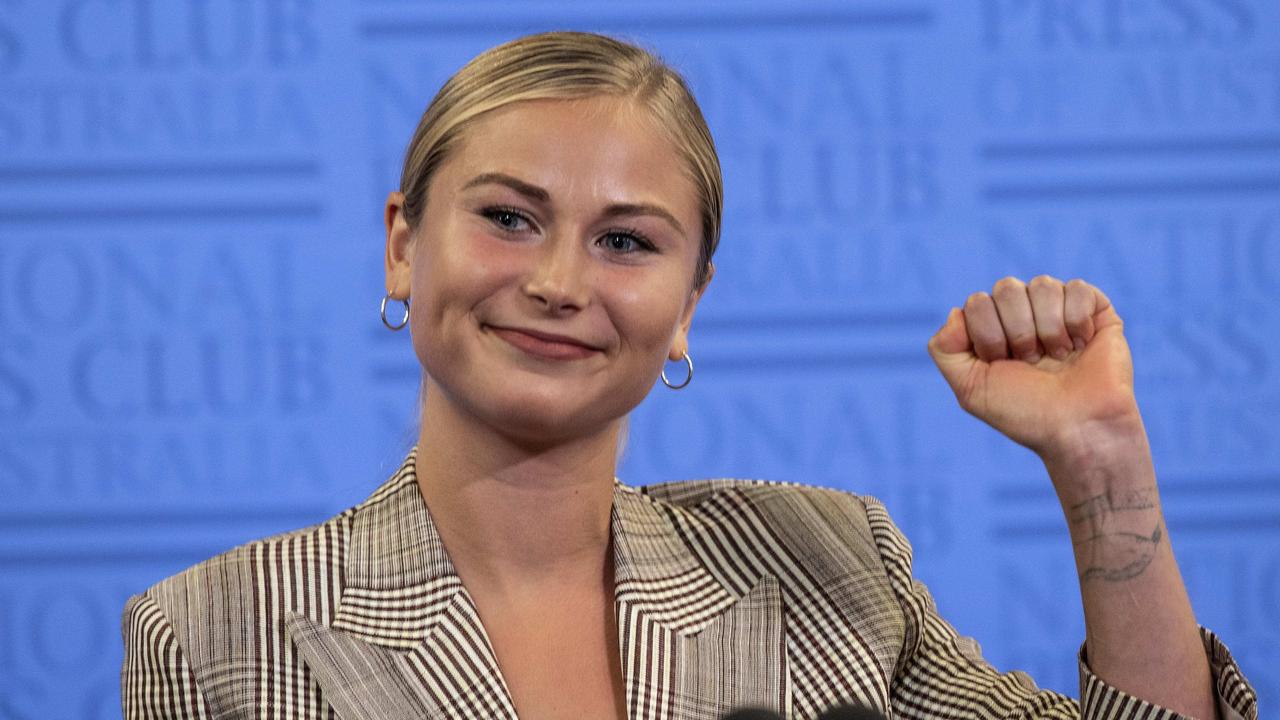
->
1044, 426, 1216, 720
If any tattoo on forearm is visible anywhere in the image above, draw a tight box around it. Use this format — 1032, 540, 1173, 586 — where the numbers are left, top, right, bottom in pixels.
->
1068, 487, 1156, 524
1076, 524, 1162, 582
1068, 486, 1163, 583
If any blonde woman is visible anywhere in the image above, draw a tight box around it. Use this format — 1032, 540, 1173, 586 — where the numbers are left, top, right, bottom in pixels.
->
122, 31, 1256, 720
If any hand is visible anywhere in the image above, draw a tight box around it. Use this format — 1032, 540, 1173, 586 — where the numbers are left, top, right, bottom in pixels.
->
927, 276, 1144, 466
929, 279, 1221, 720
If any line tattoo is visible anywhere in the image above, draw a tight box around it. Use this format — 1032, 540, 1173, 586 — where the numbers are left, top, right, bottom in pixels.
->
1076, 524, 1162, 582
1068, 486, 1162, 583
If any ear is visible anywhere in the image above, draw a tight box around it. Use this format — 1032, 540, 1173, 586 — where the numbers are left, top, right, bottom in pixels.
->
384, 191, 414, 299
669, 262, 714, 361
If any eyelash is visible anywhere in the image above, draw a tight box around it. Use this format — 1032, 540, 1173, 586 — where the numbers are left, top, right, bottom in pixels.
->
479, 205, 658, 254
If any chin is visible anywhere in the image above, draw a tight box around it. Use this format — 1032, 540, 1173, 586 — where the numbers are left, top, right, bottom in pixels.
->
486, 401, 614, 449
482, 380, 641, 449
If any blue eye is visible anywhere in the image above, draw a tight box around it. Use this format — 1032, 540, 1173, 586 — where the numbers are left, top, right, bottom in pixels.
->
481, 207, 531, 232
599, 230, 655, 254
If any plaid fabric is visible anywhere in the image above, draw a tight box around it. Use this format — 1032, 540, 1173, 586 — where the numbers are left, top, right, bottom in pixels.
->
122, 447, 1257, 719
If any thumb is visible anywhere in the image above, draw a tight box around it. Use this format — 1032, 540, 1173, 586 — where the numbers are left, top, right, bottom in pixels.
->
927, 307, 977, 397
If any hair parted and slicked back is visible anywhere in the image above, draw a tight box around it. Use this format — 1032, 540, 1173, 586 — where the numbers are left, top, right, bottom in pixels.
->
398, 31, 721, 289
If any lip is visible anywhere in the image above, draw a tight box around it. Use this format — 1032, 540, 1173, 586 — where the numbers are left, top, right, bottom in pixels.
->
487, 325, 602, 361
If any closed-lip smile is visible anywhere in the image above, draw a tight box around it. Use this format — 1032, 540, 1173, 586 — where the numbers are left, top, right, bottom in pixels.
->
487, 324, 602, 360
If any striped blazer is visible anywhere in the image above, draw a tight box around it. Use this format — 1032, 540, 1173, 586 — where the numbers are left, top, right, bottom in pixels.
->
122, 447, 1257, 719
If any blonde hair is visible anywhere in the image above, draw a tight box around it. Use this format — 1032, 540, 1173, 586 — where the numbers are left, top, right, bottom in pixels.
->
398, 31, 721, 289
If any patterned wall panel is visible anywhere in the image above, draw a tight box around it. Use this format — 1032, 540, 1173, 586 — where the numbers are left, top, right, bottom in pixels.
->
0, 1, 1275, 716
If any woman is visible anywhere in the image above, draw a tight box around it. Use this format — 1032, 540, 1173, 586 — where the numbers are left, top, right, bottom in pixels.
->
122, 31, 1256, 720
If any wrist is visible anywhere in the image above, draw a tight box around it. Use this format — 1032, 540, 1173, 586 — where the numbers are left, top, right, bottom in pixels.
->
1050, 437, 1166, 584
1040, 416, 1154, 503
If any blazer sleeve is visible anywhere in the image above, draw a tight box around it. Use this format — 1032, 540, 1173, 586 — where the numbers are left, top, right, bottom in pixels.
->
861, 497, 1259, 720
121, 592, 215, 719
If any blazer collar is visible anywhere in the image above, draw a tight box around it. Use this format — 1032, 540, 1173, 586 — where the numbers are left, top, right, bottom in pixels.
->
286, 446, 785, 720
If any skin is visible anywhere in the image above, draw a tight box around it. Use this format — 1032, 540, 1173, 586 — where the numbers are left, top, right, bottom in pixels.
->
384, 95, 707, 720
385, 96, 1216, 718
930, 277, 1217, 719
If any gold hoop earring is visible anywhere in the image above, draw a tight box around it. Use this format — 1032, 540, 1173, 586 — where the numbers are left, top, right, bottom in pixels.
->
661, 351, 693, 390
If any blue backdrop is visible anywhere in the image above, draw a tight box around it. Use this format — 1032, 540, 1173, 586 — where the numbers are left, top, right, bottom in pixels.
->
1, 1, 1277, 717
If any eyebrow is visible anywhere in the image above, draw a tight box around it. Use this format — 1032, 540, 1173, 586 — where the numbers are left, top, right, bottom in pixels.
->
461, 172, 687, 236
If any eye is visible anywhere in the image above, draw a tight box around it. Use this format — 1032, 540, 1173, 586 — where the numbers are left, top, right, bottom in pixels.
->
598, 230, 656, 255
480, 206, 533, 233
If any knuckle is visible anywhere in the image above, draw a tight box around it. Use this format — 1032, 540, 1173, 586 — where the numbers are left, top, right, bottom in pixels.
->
975, 332, 1005, 350
1008, 331, 1036, 347
974, 344, 1000, 360
1029, 274, 1061, 289
993, 275, 1023, 291
1008, 333, 1039, 351
1039, 330, 1070, 348
965, 291, 988, 308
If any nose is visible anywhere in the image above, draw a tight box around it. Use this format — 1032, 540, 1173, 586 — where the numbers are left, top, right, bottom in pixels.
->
522, 235, 590, 314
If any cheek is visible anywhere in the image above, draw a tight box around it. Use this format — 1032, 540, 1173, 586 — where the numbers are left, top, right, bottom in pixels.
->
460, 233, 523, 288
414, 232, 517, 314
406, 233, 504, 365
607, 280, 686, 354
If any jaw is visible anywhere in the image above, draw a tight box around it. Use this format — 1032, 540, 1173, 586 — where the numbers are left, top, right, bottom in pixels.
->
419, 363, 627, 456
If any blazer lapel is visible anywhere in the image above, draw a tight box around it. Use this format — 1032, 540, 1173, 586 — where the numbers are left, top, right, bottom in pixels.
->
284, 449, 516, 720
286, 447, 786, 720
612, 485, 787, 720
287, 588, 515, 720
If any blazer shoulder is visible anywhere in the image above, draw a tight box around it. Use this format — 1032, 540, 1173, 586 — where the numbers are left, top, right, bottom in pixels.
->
637, 478, 888, 579
144, 505, 357, 600
130, 505, 358, 654
123, 506, 359, 710
137, 449, 417, 608
638, 477, 874, 523
634, 478, 908, 670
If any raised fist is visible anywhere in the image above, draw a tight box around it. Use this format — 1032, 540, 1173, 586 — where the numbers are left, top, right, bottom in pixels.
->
927, 276, 1143, 464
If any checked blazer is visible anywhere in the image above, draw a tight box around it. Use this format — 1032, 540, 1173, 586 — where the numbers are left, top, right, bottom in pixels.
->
122, 446, 1257, 719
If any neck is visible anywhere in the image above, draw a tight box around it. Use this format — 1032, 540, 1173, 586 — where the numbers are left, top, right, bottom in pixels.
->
413, 384, 620, 595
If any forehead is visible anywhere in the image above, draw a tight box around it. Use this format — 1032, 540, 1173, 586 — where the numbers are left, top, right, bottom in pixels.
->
443, 96, 699, 219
